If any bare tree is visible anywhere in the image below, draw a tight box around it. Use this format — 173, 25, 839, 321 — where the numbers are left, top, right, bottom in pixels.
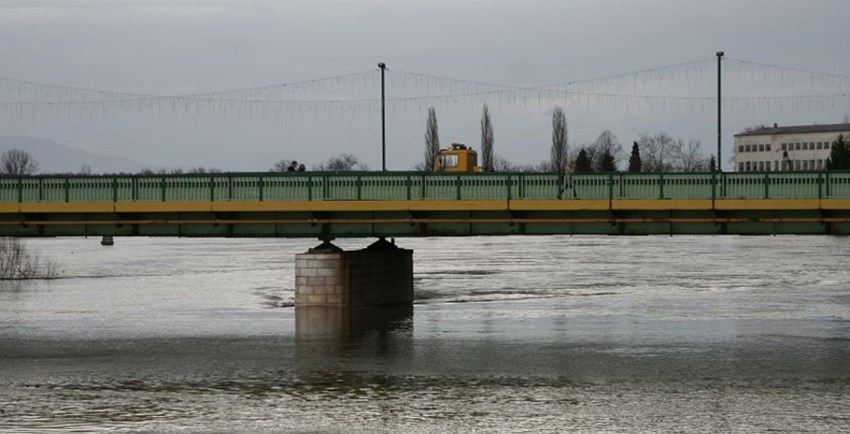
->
492, 155, 548, 172
480, 104, 494, 172
591, 130, 622, 172
314, 153, 368, 171
419, 107, 441, 171
0, 238, 59, 280
637, 132, 677, 172
187, 167, 223, 174
672, 139, 710, 172
550, 106, 568, 173
1, 149, 39, 175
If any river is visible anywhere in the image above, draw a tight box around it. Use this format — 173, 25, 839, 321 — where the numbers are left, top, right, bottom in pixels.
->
1, 235, 849, 433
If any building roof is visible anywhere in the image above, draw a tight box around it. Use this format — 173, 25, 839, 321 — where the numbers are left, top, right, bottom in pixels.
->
734, 123, 850, 137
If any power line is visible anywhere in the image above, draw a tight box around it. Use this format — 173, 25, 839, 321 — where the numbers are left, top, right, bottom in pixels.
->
1, 59, 849, 116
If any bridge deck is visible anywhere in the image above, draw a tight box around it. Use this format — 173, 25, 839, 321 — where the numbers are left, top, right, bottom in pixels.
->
1, 171, 849, 236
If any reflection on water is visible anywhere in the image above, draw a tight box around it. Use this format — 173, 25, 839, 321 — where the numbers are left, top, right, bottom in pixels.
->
295, 304, 413, 340
1, 235, 849, 432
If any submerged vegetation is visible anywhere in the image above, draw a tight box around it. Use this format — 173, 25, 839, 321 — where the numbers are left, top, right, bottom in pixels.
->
0, 238, 59, 280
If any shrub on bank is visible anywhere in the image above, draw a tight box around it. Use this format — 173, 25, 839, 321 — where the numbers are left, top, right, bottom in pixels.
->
0, 238, 59, 280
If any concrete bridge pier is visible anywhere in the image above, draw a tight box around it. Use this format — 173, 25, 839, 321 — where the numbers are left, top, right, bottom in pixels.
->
294, 238, 413, 338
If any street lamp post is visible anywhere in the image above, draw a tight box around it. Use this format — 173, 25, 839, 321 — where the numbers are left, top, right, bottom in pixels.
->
378, 62, 387, 171
716, 51, 724, 173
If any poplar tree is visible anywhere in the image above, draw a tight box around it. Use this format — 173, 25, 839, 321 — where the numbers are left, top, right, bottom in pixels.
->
550, 107, 568, 173
480, 104, 494, 172
423, 107, 440, 171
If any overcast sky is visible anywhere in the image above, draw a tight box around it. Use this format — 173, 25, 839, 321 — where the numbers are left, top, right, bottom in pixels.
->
1, 0, 849, 172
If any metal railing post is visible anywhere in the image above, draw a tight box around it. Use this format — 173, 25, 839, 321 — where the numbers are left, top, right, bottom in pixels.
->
258, 176, 264, 201
764, 173, 770, 199
658, 174, 664, 199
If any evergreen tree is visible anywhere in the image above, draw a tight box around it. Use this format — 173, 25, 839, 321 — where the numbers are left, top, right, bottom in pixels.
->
574, 149, 592, 173
708, 155, 716, 172
826, 134, 850, 170
591, 130, 622, 172
599, 150, 617, 172
628, 141, 642, 173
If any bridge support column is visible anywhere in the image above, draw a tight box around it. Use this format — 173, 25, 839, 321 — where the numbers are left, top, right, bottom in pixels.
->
295, 238, 413, 338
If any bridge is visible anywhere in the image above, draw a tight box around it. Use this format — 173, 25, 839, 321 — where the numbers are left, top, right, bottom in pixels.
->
4, 170, 849, 336
1, 171, 849, 237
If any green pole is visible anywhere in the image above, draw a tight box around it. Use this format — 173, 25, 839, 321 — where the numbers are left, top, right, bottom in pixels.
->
378, 62, 387, 172
716, 51, 724, 173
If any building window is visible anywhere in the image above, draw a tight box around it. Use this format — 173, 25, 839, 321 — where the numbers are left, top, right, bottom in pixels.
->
795, 143, 801, 150
739, 162, 744, 172
738, 145, 744, 153
817, 159, 823, 169
766, 144, 771, 152
781, 143, 787, 150
758, 144, 764, 152
746, 161, 751, 171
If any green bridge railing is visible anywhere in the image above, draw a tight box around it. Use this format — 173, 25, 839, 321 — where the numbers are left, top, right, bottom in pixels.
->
1, 171, 850, 204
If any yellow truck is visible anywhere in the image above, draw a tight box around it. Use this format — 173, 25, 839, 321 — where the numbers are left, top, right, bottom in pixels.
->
432, 143, 481, 173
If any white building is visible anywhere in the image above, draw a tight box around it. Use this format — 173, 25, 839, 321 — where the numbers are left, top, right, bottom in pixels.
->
733, 123, 850, 172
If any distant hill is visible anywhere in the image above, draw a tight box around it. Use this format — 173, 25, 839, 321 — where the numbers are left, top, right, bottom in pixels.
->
0, 136, 146, 174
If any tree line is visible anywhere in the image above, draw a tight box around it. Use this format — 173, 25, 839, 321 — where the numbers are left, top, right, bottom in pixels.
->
418, 105, 724, 173
1, 127, 849, 177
